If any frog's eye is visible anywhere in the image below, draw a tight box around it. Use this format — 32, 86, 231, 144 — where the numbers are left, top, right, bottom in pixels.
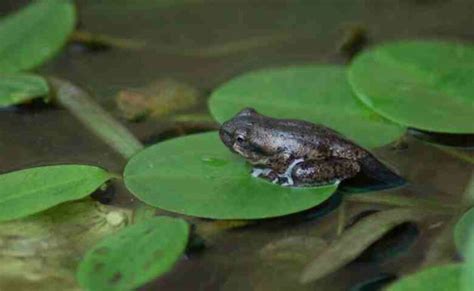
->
236, 135, 246, 143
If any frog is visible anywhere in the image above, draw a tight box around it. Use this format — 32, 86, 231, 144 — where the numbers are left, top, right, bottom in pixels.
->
219, 107, 399, 187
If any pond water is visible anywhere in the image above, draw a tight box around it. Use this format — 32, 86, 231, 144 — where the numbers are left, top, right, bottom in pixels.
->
0, 0, 473, 290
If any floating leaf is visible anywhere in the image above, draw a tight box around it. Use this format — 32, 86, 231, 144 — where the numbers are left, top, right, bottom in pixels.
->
300, 208, 431, 283
0, 0, 76, 73
209, 65, 405, 148
0, 74, 49, 107
0, 165, 113, 221
349, 40, 474, 134
386, 264, 462, 291
77, 216, 189, 291
454, 207, 474, 256
124, 132, 338, 219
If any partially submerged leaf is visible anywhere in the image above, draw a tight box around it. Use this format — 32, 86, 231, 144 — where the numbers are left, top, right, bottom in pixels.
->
386, 263, 462, 291
0, 165, 113, 221
0, 74, 49, 107
300, 208, 432, 283
349, 40, 474, 134
454, 207, 474, 256
77, 216, 189, 291
0, 199, 132, 291
0, 0, 76, 73
124, 132, 338, 219
209, 65, 405, 148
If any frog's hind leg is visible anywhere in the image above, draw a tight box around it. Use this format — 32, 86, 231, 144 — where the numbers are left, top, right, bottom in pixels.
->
291, 158, 360, 186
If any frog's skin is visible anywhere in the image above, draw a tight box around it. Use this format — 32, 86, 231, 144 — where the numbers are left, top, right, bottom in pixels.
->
219, 108, 388, 187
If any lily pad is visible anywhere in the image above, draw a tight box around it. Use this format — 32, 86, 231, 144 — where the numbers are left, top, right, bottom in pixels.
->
454, 207, 474, 256
124, 132, 338, 219
462, 231, 474, 291
0, 74, 49, 107
0, 165, 113, 221
386, 264, 462, 291
0, 0, 76, 73
349, 40, 474, 134
209, 65, 405, 148
77, 216, 189, 291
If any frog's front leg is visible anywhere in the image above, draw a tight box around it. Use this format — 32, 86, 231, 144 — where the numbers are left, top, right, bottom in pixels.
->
291, 158, 361, 186
251, 167, 279, 183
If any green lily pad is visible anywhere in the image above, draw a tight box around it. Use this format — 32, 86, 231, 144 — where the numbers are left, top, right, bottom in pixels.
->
349, 40, 474, 134
0, 0, 76, 73
0, 74, 49, 107
454, 207, 474, 256
386, 264, 462, 291
124, 132, 338, 219
77, 216, 189, 291
462, 231, 474, 291
209, 65, 405, 148
0, 165, 113, 222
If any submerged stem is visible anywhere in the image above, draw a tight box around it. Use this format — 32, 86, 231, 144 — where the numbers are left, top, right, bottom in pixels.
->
49, 78, 144, 160
431, 144, 474, 165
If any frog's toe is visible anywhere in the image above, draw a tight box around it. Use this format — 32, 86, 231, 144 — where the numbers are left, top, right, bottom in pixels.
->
251, 168, 264, 177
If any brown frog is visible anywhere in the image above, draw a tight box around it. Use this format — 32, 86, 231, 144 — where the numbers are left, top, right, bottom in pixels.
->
219, 108, 400, 187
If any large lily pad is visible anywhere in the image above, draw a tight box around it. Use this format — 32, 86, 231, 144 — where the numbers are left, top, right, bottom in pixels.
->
0, 165, 113, 221
0, 74, 49, 107
124, 132, 338, 219
209, 65, 405, 148
0, 0, 76, 73
349, 40, 474, 134
77, 216, 189, 291
386, 264, 462, 291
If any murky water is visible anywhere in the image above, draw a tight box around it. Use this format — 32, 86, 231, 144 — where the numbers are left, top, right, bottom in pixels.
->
0, 0, 473, 290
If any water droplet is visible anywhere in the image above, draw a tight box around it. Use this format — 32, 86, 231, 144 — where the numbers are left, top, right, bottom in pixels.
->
201, 156, 228, 167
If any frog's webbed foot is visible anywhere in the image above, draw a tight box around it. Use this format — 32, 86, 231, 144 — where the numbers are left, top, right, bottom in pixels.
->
251, 167, 278, 182
251, 167, 294, 186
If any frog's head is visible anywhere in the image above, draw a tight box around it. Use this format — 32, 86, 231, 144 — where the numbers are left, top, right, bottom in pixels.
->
219, 108, 269, 164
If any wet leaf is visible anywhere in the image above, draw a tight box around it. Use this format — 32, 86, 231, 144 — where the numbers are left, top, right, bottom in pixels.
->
454, 207, 474, 256
0, 0, 76, 73
300, 208, 431, 283
77, 216, 189, 291
209, 65, 405, 148
386, 263, 462, 291
0, 165, 113, 222
124, 132, 338, 219
349, 40, 474, 134
0, 74, 49, 107
0, 199, 131, 291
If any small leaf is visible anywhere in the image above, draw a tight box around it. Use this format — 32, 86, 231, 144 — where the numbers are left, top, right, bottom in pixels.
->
349, 40, 474, 134
0, 165, 113, 221
300, 208, 431, 283
77, 216, 189, 291
0, 0, 76, 73
0, 74, 49, 107
454, 207, 474, 256
209, 65, 405, 148
386, 264, 462, 291
124, 132, 338, 220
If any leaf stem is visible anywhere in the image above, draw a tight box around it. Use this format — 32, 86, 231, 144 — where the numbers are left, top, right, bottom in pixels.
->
49, 78, 144, 160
